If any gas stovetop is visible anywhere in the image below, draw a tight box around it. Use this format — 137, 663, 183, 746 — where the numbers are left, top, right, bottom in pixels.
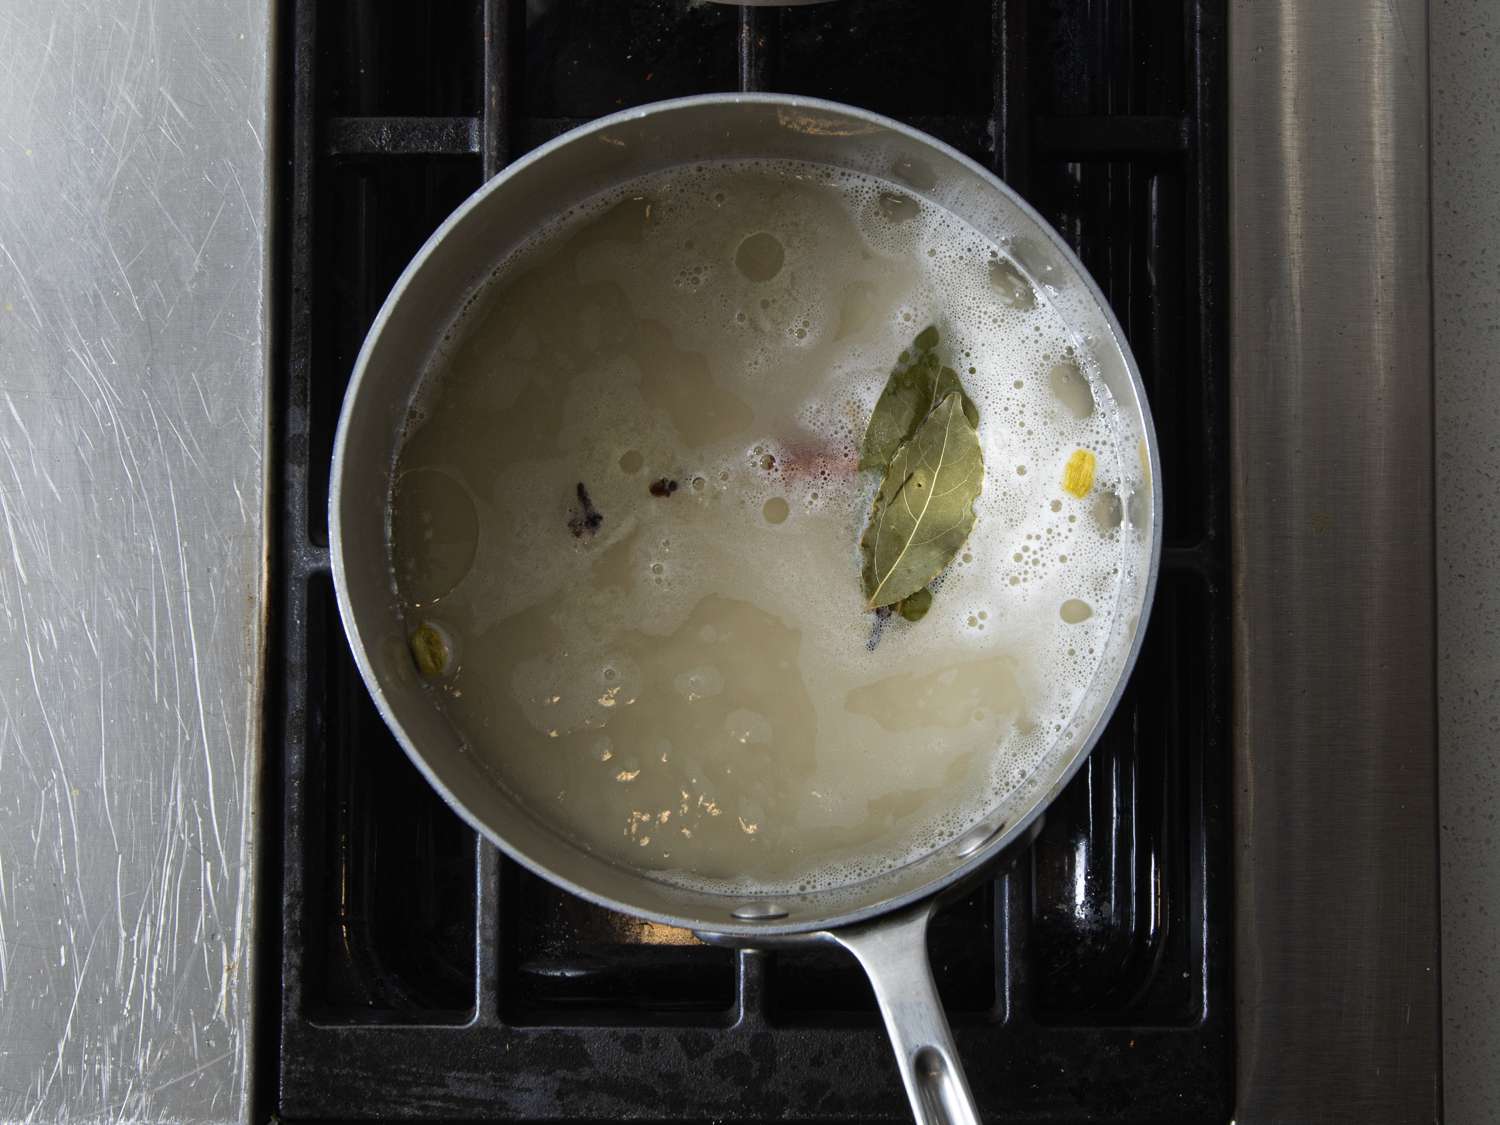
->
266, 1, 1231, 1120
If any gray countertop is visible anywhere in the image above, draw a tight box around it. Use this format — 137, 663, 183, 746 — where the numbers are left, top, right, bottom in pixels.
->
0, 1, 268, 1120
1434, 0, 1500, 1121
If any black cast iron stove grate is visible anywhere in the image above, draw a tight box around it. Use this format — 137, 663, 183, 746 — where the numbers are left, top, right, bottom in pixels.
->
265, 1, 1231, 1120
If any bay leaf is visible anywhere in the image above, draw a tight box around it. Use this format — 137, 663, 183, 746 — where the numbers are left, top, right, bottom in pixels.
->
897, 587, 933, 622
859, 332, 940, 470
859, 327, 979, 468
935, 365, 981, 430
860, 392, 984, 609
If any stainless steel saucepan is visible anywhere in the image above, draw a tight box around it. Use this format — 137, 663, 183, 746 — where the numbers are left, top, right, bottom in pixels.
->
331, 94, 1159, 1125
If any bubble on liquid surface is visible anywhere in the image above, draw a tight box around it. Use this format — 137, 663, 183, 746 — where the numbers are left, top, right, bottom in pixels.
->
877, 191, 921, 224
735, 231, 785, 282
1092, 491, 1124, 532
1049, 359, 1095, 419
1060, 599, 1093, 624
989, 257, 1036, 310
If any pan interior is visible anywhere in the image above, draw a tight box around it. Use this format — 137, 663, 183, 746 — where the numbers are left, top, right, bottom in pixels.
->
331, 97, 1158, 936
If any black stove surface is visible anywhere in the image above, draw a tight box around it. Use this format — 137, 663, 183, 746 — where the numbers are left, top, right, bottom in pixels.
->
265, 1, 1231, 1121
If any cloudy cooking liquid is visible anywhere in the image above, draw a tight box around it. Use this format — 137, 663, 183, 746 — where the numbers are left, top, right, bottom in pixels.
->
390, 161, 1134, 894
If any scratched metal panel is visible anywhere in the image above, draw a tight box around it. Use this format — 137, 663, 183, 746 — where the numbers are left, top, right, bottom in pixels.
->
0, 1, 267, 1122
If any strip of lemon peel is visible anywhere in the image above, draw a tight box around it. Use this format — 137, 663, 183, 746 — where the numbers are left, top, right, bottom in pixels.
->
1062, 449, 1096, 498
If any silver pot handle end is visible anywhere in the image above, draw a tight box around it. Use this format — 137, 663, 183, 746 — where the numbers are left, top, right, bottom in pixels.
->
830, 900, 980, 1125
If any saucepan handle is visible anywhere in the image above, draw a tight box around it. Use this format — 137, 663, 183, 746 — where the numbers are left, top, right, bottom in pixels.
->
830, 899, 980, 1125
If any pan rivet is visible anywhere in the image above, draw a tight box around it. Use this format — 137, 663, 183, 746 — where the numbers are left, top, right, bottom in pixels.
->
955, 822, 1006, 858
732, 902, 789, 921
